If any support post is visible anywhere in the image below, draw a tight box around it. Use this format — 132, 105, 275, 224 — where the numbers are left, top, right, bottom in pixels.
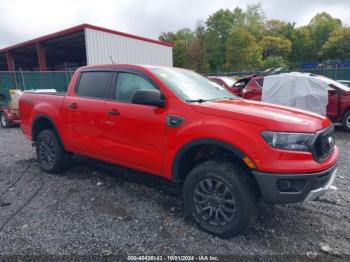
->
5, 51, 17, 88
36, 42, 47, 71
5, 51, 15, 71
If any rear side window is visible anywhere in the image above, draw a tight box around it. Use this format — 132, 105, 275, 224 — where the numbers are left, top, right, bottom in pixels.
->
76, 72, 110, 99
256, 79, 264, 87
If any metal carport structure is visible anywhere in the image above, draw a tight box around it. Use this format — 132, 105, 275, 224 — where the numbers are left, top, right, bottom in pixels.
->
0, 24, 173, 72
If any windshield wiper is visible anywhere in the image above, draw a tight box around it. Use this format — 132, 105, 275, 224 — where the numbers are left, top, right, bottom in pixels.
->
209, 97, 235, 101
186, 99, 208, 103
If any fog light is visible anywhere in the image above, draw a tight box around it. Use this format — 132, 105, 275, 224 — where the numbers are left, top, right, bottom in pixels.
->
277, 179, 306, 192
277, 180, 291, 192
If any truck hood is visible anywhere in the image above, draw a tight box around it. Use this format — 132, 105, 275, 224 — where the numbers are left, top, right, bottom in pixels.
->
191, 99, 330, 132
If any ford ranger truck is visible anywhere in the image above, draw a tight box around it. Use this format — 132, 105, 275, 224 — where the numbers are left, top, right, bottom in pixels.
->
19, 65, 339, 237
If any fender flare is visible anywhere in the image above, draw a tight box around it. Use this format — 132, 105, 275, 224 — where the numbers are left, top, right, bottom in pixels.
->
172, 138, 246, 181
32, 114, 64, 145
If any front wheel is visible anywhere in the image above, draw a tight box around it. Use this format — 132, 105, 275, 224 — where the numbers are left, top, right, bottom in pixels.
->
36, 129, 70, 173
183, 160, 259, 238
0, 112, 11, 128
342, 111, 350, 132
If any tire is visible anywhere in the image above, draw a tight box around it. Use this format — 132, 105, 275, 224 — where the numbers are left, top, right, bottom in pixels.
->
183, 160, 259, 238
0, 112, 11, 128
342, 111, 350, 132
36, 129, 70, 173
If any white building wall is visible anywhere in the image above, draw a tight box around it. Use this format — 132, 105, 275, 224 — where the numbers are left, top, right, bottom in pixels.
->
85, 28, 173, 66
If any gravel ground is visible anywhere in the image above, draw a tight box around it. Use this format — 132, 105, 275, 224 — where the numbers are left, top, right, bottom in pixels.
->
0, 126, 349, 261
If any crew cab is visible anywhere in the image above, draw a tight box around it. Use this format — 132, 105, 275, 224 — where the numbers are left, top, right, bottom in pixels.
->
19, 65, 339, 237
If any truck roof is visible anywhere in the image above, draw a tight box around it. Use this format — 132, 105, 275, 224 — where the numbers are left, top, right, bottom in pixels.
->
80, 64, 173, 70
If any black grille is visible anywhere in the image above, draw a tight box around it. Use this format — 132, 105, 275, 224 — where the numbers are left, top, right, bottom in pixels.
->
313, 126, 335, 162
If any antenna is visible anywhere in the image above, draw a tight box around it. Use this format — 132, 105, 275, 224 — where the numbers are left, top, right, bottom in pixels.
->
109, 54, 115, 64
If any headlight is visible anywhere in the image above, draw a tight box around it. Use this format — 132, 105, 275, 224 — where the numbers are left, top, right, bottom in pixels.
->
261, 131, 314, 151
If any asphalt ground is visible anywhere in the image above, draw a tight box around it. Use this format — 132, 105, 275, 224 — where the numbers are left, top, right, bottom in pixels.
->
0, 126, 349, 261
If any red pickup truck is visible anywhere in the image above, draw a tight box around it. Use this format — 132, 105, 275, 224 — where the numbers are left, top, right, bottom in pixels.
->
235, 75, 350, 131
19, 65, 339, 237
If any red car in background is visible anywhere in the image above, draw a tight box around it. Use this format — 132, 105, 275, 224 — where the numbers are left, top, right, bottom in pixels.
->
207, 76, 242, 96
237, 75, 350, 131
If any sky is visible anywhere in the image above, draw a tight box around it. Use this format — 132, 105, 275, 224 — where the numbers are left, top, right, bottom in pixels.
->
0, 0, 349, 48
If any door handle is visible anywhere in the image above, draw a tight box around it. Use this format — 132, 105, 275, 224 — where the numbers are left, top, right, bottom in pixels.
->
107, 109, 120, 116
69, 103, 78, 109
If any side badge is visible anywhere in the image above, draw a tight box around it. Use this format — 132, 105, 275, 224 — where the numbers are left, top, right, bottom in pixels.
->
167, 115, 185, 128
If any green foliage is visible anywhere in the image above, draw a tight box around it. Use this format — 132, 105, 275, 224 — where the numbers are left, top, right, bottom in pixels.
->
243, 4, 265, 40
205, 8, 244, 72
225, 28, 262, 71
321, 28, 350, 59
158, 6, 348, 74
309, 12, 342, 50
262, 56, 286, 69
261, 36, 292, 59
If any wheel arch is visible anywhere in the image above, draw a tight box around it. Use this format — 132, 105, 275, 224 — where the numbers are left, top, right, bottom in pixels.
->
172, 138, 249, 182
32, 114, 64, 146
341, 107, 350, 119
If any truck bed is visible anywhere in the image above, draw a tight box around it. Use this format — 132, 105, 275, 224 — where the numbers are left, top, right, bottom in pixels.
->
19, 92, 67, 139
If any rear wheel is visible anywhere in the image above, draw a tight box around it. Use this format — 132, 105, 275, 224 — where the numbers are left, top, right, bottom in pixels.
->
36, 129, 70, 173
342, 111, 350, 132
183, 160, 259, 238
0, 112, 11, 128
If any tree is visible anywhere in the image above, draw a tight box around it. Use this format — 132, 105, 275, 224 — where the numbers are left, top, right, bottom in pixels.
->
158, 32, 176, 43
244, 4, 265, 40
288, 26, 316, 65
173, 40, 187, 67
205, 9, 240, 72
265, 19, 287, 36
175, 28, 194, 44
321, 28, 350, 60
260, 36, 292, 59
225, 28, 262, 71
262, 56, 286, 69
186, 22, 209, 73
158, 5, 348, 73
308, 12, 342, 50
159, 28, 194, 68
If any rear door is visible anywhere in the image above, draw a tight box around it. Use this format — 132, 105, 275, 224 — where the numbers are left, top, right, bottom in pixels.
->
63, 70, 112, 156
102, 70, 167, 174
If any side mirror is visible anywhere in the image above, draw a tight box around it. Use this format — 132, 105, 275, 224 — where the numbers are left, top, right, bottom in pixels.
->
132, 89, 165, 107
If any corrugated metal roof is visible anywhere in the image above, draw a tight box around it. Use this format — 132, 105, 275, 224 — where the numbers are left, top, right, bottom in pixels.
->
0, 23, 172, 53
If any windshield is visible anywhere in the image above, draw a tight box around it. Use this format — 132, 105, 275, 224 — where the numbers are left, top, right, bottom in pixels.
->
316, 75, 350, 92
221, 77, 236, 87
151, 68, 237, 102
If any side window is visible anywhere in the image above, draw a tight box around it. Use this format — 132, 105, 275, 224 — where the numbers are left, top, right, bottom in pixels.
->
76, 72, 110, 99
115, 73, 157, 102
256, 79, 264, 87
233, 80, 245, 88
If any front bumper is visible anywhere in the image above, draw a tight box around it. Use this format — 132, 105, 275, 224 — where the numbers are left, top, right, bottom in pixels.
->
252, 163, 337, 204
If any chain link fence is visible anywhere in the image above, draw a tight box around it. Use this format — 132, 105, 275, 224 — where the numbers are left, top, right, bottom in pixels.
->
0, 71, 74, 103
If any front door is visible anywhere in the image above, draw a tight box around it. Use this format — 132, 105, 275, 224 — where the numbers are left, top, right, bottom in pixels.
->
102, 71, 167, 174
